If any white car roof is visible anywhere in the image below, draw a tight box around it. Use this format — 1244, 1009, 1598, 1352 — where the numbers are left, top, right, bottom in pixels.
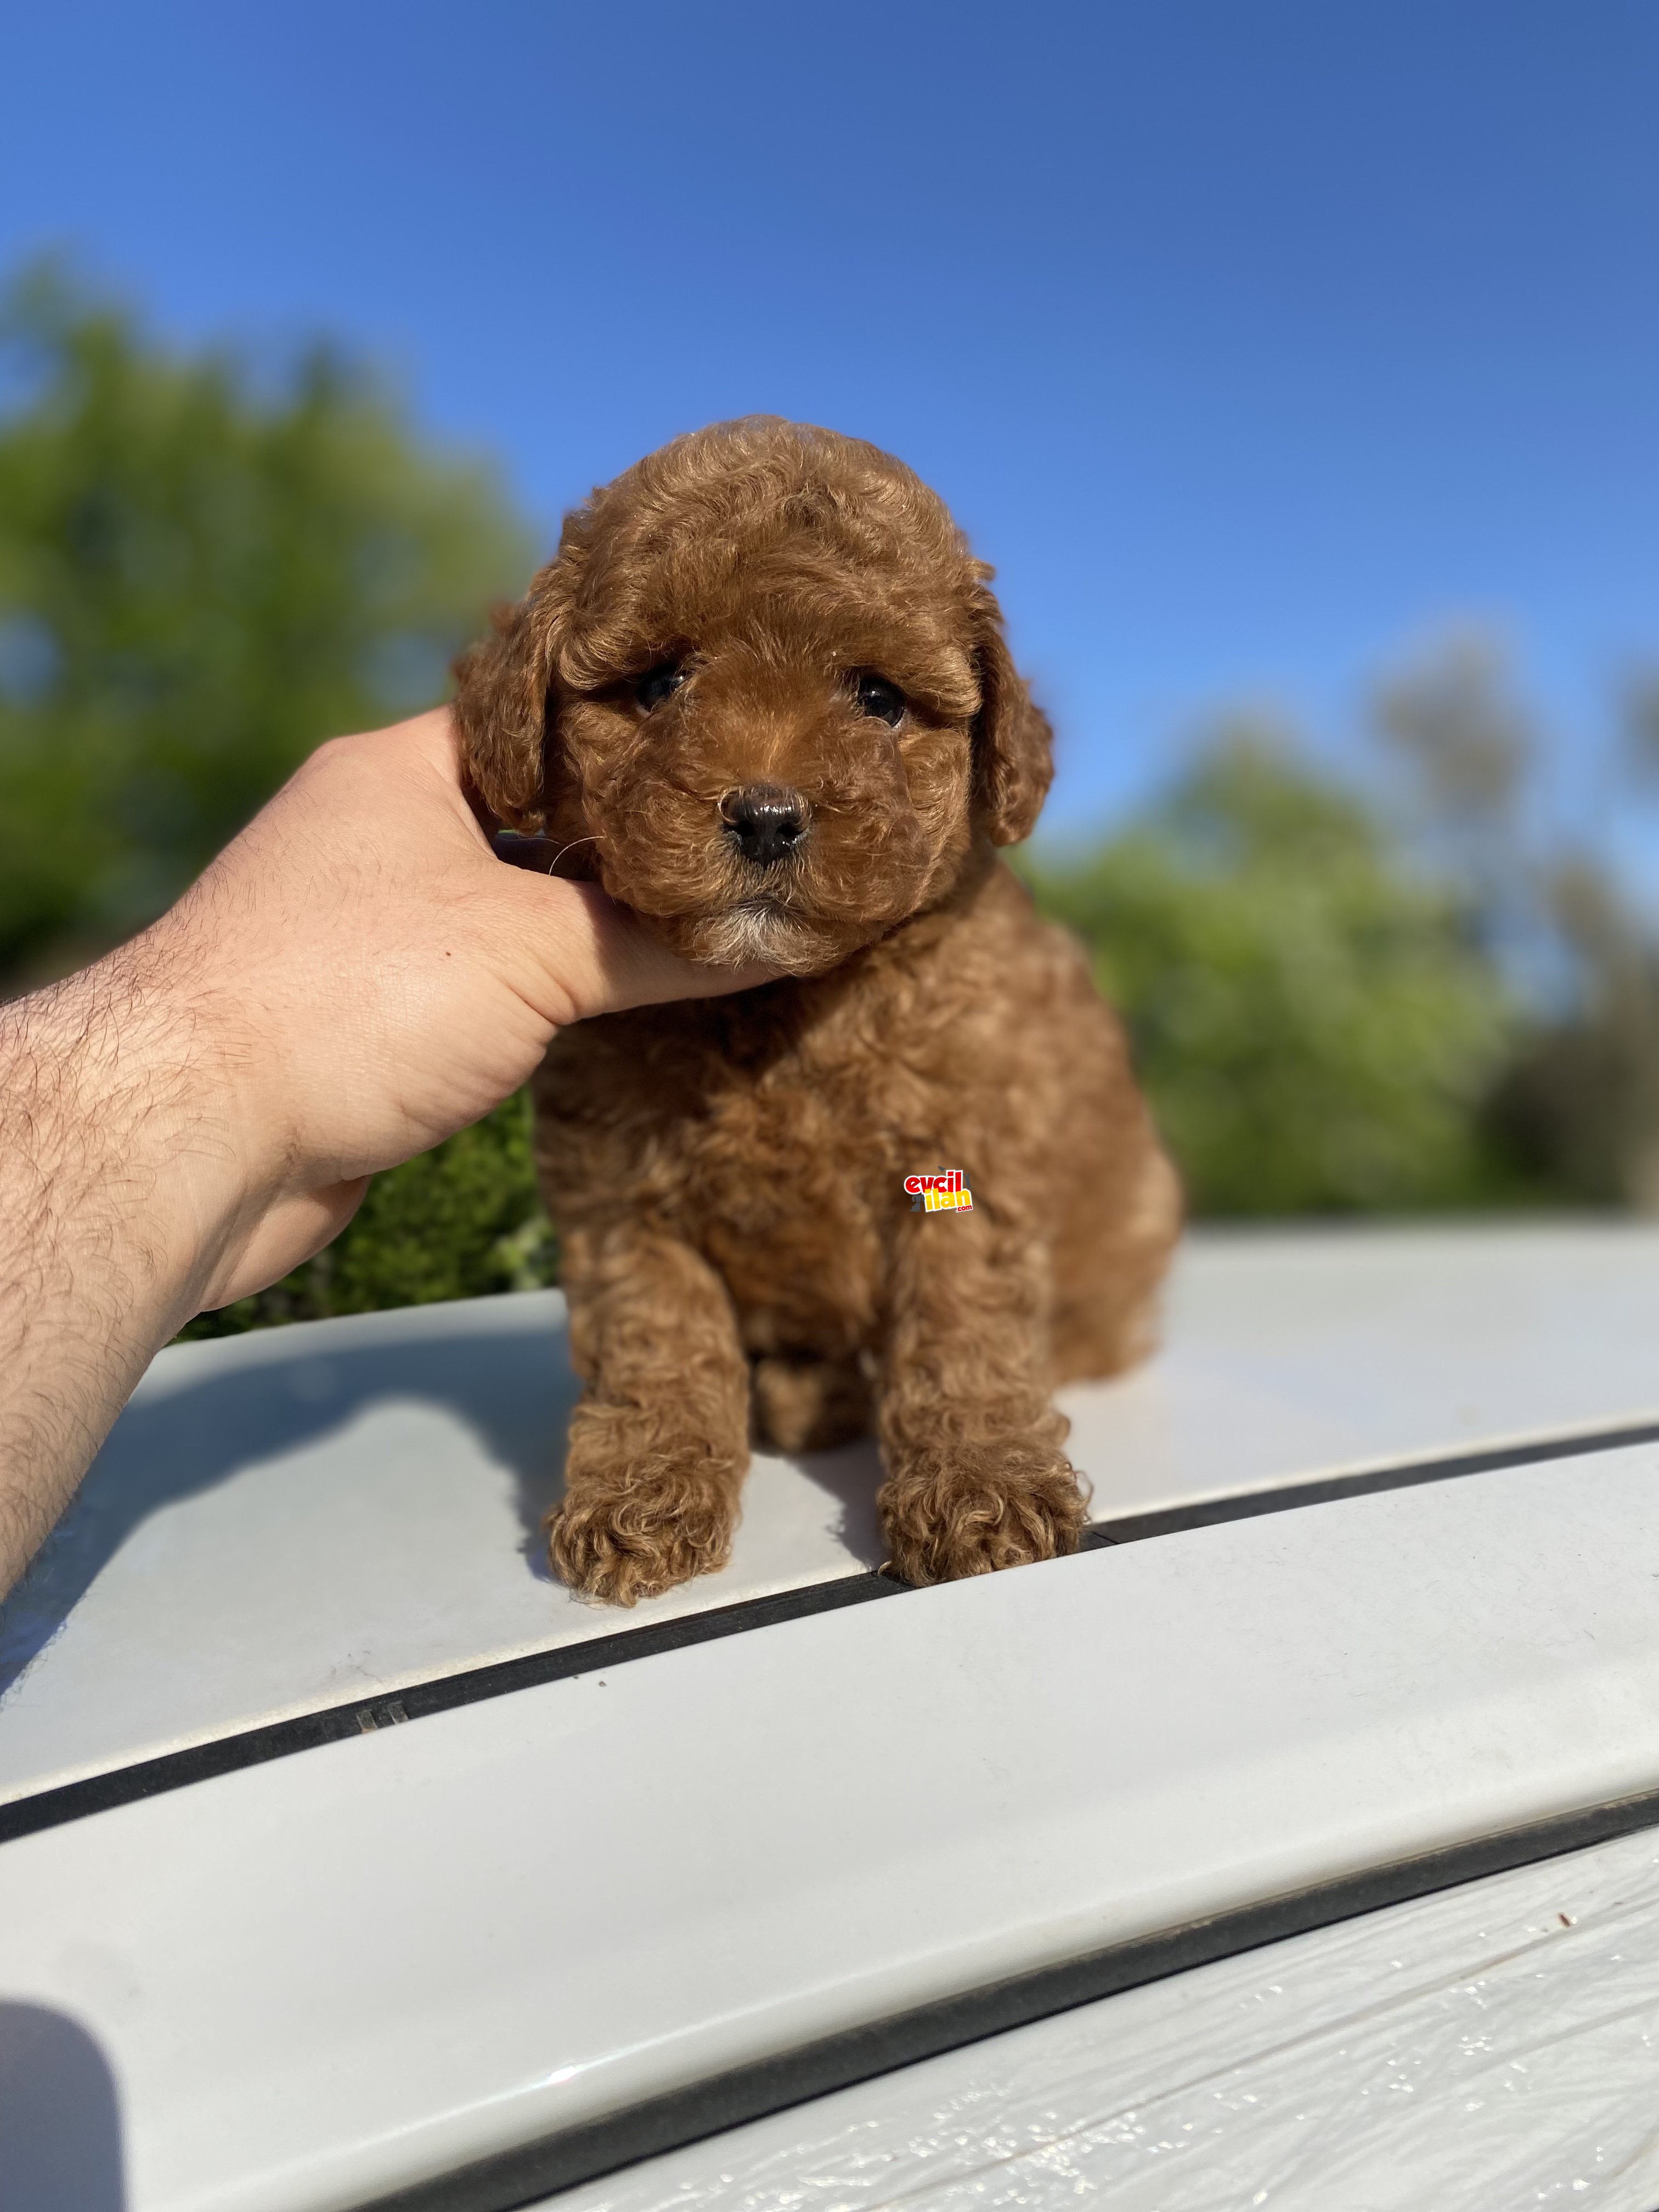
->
5, 1222, 1659, 2210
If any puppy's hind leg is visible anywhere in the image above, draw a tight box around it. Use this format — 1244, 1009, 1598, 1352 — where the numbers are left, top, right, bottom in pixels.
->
1050, 1143, 1182, 1385
752, 1350, 871, 1454
552, 1227, 751, 1606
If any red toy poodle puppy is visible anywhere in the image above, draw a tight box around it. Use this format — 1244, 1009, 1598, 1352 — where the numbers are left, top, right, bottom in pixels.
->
456, 418, 1178, 1604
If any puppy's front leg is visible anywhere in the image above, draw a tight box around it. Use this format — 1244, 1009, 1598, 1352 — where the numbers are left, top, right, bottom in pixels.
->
876, 1207, 1087, 1585
550, 1226, 751, 1606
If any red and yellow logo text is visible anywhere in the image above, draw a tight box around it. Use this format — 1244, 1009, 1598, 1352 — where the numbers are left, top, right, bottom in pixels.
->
905, 1169, 973, 1214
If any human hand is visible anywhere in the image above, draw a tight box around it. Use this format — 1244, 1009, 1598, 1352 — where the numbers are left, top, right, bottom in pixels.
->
147, 707, 760, 1307
0, 707, 763, 1595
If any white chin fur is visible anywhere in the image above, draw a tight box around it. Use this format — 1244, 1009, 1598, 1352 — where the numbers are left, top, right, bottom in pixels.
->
697, 901, 823, 971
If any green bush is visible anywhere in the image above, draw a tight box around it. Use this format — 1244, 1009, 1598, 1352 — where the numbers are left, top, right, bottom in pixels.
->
179, 1091, 556, 1338
1024, 733, 1519, 1214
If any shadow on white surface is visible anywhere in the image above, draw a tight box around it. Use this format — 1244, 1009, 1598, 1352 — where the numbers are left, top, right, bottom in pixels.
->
0, 2001, 126, 2211
0, 1313, 583, 1699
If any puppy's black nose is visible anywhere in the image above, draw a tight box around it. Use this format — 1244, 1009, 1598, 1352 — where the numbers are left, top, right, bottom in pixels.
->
721, 784, 808, 868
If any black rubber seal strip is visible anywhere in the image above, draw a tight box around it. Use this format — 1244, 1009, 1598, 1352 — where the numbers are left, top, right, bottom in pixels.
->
1090, 1418, 1659, 1544
0, 1570, 904, 1846
5, 1414, 1658, 1849
353, 1778, 1659, 2212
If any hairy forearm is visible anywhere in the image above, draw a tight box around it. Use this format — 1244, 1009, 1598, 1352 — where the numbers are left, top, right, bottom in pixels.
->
0, 952, 223, 1599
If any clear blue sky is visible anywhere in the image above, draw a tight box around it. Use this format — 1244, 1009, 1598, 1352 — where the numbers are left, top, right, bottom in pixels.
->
4, 0, 1657, 833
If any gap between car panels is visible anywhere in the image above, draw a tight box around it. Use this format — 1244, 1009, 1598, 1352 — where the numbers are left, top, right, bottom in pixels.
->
3, 1413, 1658, 1848
353, 1776, 1659, 2212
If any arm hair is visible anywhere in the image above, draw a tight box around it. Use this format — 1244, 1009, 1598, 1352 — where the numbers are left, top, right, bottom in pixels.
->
0, 950, 210, 1599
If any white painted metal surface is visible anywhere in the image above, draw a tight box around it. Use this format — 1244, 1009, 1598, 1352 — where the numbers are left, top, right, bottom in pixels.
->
540, 1825, 1659, 2212
1075, 1220, 1659, 1518
6, 1221, 1659, 1806
5, 1447, 1659, 2209
0, 1294, 881, 1805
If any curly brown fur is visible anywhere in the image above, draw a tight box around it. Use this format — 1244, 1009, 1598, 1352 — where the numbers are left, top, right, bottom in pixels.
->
455, 418, 1180, 1602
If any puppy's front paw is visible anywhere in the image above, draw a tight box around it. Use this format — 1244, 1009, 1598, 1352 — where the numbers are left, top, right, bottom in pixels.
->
548, 1449, 738, 1606
877, 1441, 1088, 1587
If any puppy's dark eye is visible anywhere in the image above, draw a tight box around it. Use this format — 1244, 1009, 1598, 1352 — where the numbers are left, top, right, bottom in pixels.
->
636, 662, 687, 712
855, 673, 906, 727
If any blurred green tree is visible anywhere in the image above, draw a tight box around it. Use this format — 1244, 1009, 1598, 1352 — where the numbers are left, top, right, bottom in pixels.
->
1373, 637, 1659, 1210
0, 262, 555, 1328
0, 261, 533, 982
1024, 730, 1518, 1214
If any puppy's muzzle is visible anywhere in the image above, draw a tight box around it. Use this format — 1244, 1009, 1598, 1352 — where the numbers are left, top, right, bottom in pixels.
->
720, 784, 809, 870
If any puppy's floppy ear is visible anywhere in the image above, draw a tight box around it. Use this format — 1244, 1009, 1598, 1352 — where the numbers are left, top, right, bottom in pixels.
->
970, 583, 1054, 847
452, 565, 572, 832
